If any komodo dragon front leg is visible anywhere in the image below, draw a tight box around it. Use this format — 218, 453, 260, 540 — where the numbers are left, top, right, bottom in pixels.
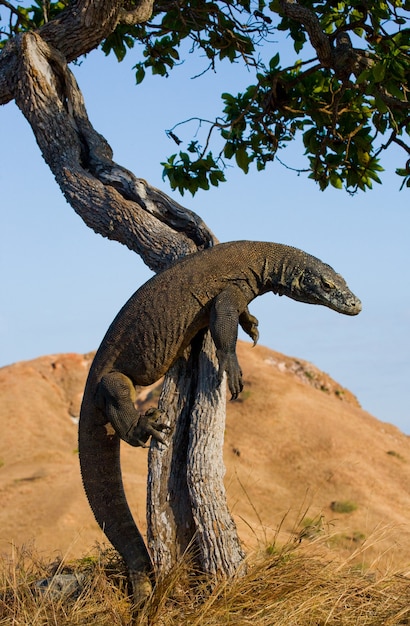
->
239, 306, 259, 345
96, 372, 169, 447
210, 288, 259, 399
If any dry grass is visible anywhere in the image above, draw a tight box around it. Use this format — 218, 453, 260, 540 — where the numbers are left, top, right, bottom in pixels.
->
1, 531, 410, 626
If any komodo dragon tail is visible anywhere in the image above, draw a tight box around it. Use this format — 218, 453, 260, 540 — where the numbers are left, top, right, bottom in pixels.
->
78, 380, 154, 605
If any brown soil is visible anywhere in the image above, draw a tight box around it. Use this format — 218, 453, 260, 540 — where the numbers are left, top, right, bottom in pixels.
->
1, 342, 409, 570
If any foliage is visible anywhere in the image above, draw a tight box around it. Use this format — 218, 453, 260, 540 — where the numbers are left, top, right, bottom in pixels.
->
1, 0, 409, 194
330, 499, 358, 513
0, 0, 70, 36
386, 449, 406, 460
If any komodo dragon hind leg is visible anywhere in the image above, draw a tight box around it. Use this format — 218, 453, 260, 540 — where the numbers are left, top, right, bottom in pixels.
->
96, 372, 169, 447
133, 408, 170, 448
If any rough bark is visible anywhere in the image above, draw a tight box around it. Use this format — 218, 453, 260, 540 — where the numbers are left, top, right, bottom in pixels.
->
147, 333, 245, 577
147, 354, 197, 572
279, 0, 332, 68
187, 333, 246, 576
279, 0, 377, 80
0, 1, 244, 582
12, 31, 213, 269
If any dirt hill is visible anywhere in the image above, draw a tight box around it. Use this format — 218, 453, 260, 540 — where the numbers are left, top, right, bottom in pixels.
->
1, 342, 409, 570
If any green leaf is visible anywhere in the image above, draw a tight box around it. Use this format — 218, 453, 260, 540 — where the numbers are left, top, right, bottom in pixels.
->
367, 169, 382, 184
235, 146, 250, 173
209, 170, 225, 186
135, 64, 145, 84
179, 152, 190, 166
372, 62, 386, 82
269, 53, 280, 70
269, 0, 281, 13
329, 173, 343, 189
224, 142, 236, 160
187, 141, 199, 154
222, 92, 235, 103
294, 39, 304, 54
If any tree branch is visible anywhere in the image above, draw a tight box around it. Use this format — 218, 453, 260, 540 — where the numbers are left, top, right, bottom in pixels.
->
33, 0, 124, 62
278, 0, 378, 82
148, 333, 246, 578
119, 0, 155, 25
13, 31, 214, 269
0, 38, 17, 104
376, 85, 410, 112
279, 0, 332, 67
0, 0, 155, 106
0, 0, 21, 17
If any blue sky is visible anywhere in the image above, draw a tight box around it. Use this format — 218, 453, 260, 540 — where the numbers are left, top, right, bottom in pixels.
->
1, 47, 409, 434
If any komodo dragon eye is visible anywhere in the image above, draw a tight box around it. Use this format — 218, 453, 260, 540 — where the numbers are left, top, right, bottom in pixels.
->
321, 278, 335, 292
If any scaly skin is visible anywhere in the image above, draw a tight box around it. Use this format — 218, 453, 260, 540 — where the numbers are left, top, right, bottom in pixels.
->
78, 240, 361, 604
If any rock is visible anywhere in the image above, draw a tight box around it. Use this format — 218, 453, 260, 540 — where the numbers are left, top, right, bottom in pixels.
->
34, 573, 86, 600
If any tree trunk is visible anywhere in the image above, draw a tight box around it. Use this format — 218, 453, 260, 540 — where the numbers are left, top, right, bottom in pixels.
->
0, 8, 245, 582
186, 333, 245, 576
147, 333, 245, 577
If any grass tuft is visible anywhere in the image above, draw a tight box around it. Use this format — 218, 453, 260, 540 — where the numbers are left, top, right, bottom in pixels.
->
1, 535, 410, 625
330, 500, 358, 514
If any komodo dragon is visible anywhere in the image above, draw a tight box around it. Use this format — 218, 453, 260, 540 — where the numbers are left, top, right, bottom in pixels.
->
79, 240, 361, 604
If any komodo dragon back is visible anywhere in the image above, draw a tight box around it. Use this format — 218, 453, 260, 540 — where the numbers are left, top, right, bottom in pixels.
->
78, 240, 361, 605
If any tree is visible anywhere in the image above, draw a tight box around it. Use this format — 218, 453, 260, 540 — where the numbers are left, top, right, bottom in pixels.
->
0, 0, 408, 601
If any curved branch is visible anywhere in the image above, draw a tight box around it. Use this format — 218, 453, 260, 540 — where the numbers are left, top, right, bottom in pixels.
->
31, 0, 124, 62
0, 0, 20, 17
279, 0, 332, 67
376, 85, 410, 112
278, 0, 379, 83
0, 38, 17, 104
0, 0, 154, 106
13, 31, 214, 270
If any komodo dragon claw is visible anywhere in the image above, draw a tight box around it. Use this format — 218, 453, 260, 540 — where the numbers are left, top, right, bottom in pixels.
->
129, 571, 153, 608
126, 408, 170, 448
216, 351, 244, 400
239, 309, 259, 346
96, 373, 170, 447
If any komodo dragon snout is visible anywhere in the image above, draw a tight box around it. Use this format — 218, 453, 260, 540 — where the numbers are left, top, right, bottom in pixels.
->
285, 264, 362, 315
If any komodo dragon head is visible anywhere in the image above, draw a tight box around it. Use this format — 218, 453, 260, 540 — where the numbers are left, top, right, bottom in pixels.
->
279, 252, 362, 316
